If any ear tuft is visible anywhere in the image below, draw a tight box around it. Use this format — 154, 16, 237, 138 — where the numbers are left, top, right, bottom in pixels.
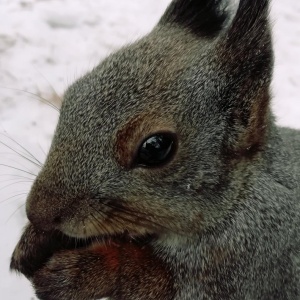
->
218, 0, 272, 80
224, 0, 270, 44
217, 0, 273, 157
159, 0, 229, 37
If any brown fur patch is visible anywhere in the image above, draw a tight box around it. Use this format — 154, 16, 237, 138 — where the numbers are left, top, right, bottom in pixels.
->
244, 88, 270, 148
114, 112, 176, 168
113, 242, 175, 299
229, 88, 270, 159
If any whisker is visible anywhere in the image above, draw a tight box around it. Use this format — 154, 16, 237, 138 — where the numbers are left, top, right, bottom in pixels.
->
37, 142, 47, 158
0, 176, 34, 183
0, 134, 43, 167
102, 201, 174, 234
87, 201, 112, 236
90, 213, 107, 237
0, 86, 60, 112
0, 180, 32, 192
92, 201, 161, 234
5, 203, 26, 224
0, 192, 28, 204
90, 203, 127, 235
1, 155, 41, 173
0, 164, 37, 177
33, 67, 62, 106
8, 159, 39, 177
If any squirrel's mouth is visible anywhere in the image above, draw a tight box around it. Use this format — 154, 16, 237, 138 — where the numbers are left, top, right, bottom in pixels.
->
81, 230, 156, 248
59, 210, 159, 245
10, 225, 156, 280
62, 230, 157, 252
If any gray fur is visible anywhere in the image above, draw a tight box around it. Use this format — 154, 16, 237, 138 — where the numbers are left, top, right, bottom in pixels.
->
10, 0, 300, 299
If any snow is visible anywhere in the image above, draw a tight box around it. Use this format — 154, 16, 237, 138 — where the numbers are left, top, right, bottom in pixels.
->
0, 0, 299, 299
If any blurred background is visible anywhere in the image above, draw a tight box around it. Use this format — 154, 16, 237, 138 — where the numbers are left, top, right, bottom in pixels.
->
0, 0, 299, 298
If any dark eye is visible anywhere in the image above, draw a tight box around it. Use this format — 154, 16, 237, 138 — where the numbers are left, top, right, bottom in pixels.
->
135, 133, 176, 168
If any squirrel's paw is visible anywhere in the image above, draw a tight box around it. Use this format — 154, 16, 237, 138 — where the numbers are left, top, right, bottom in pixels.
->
32, 246, 115, 300
10, 223, 56, 279
10, 223, 90, 280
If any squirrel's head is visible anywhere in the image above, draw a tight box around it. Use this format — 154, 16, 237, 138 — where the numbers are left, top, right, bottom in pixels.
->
26, 0, 273, 244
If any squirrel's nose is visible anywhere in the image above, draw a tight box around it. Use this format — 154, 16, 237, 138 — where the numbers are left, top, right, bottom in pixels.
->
25, 181, 63, 232
26, 201, 62, 232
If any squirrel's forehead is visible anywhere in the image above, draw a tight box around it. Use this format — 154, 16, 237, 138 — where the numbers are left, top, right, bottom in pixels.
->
61, 31, 214, 130
90, 30, 210, 94
60, 75, 178, 139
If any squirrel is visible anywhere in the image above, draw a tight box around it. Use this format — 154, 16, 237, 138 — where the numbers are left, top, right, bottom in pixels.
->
10, 0, 300, 299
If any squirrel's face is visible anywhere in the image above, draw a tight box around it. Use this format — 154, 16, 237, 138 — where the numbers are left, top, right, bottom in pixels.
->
26, 1, 273, 244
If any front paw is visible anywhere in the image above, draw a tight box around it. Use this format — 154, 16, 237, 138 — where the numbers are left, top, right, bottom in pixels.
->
10, 223, 86, 279
10, 223, 55, 278
32, 250, 85, 300
32, 246, 116, 300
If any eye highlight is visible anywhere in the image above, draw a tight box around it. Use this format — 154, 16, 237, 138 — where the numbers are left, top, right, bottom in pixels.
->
135, 132, 177, 168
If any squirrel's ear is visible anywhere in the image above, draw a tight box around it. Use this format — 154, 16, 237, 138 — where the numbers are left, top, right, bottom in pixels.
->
217, 0, 272, 86
220, 0, 270, 54
217, 0, 273, 157
158, 0, 237, 38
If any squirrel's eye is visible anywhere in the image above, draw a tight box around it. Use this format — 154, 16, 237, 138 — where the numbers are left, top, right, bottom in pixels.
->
136, 133, 176, 168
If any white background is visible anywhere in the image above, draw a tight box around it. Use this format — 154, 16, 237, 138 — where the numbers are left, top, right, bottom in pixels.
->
0, 0, 299, 299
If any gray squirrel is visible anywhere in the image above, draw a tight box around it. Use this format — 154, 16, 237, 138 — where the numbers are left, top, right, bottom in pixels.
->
10, 0, 300, 299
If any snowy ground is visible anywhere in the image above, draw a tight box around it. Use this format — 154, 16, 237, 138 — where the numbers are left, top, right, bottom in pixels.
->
0, 0, 299, 299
